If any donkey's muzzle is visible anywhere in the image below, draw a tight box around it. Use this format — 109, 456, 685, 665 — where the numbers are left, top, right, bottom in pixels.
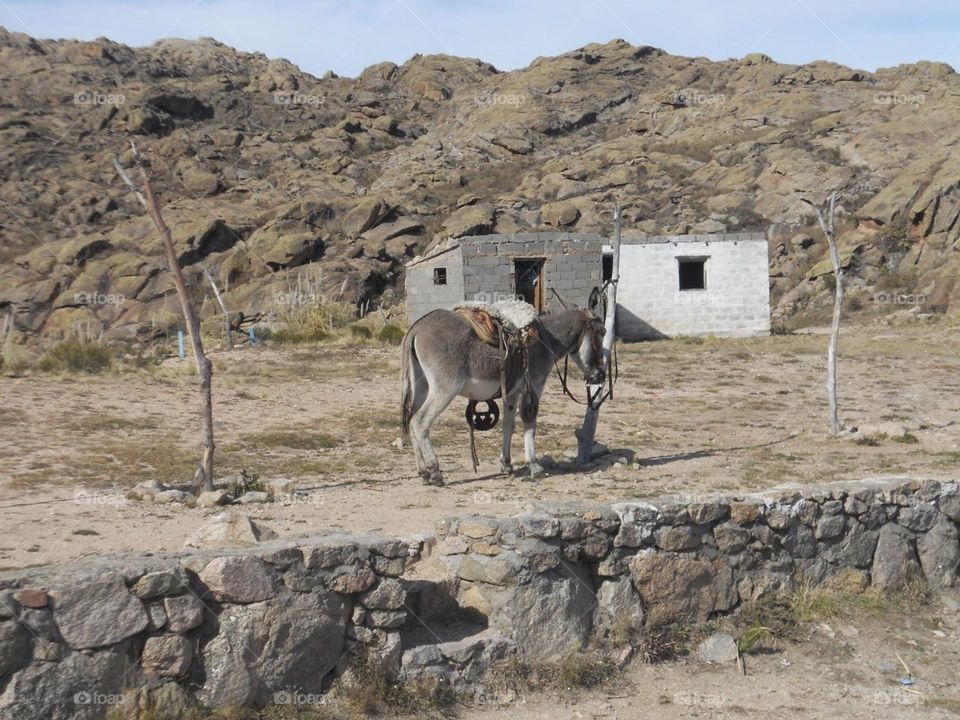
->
587, 368, 605, 385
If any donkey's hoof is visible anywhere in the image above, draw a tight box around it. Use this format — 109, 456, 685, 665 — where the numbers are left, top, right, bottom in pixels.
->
527, 463, 546, 480
500, 462, 514, 476
423, 470, 445, 487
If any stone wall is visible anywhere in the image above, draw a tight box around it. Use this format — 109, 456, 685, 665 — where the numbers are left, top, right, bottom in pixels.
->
2, 479, 957, 718
616, 233, 770, 339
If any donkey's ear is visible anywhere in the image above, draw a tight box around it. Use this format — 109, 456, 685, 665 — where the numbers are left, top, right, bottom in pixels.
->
587, 287, 603, 313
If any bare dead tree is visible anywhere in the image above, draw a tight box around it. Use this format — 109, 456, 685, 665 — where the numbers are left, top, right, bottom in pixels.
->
203, 266, 233, 350
113, 147, 215, 491
803, 192, 843, 435
576, 205, 621, 465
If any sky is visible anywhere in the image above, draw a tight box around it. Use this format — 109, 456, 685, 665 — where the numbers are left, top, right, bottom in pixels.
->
1, 0, 959, 78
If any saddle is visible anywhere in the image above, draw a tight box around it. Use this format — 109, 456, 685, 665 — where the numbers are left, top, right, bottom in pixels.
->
454, 299, 539, 348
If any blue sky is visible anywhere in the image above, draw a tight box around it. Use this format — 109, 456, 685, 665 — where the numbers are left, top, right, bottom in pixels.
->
2, 0, 958, 78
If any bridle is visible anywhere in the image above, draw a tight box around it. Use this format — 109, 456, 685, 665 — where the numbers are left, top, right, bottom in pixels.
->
554, 305, 618, 408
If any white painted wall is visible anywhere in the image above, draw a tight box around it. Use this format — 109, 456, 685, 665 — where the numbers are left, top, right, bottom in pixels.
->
616, 234, 770, 339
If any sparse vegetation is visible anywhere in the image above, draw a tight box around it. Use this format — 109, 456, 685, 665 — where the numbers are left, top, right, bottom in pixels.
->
486, 651, 617, 698
349, 324, 373, 340
377, 323, 405, 346
36, 340, 112, 374
227, 468, 266, 498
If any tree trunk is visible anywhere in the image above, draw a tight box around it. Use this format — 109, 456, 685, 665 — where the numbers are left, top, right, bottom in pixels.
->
204, 268, 233, 350
576, 205, 621, 465
825, 196, 843, 435
805, 192, 843, 436
116, 154, 216, 492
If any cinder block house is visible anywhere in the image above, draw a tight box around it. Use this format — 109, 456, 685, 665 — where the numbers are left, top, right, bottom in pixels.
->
404, 231, 770, 339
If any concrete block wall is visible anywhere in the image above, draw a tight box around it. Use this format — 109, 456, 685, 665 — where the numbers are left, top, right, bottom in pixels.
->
405, 233, 604, 324
616, 233, 770, 339
405, 247, 465, 323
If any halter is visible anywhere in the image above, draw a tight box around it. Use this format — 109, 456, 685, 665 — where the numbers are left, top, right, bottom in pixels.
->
554, 291, 618, 408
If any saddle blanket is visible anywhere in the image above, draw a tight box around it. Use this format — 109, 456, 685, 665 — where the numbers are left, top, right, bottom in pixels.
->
454, 298, 538, 333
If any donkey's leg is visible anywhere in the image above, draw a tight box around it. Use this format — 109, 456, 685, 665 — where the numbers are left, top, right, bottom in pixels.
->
407, 340, 431, 478
410, 382, 460, 485
519, 393, 545, 480
499, 391, 520, 474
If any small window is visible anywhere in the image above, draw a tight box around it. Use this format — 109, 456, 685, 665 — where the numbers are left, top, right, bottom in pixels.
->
433, 267, 447, 286
678, 257, 707, 291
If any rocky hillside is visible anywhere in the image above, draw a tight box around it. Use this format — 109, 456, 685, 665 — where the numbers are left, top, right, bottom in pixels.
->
1, 29, 958, 344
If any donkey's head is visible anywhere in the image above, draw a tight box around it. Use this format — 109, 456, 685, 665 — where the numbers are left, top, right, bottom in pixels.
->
572, 309, 606, 385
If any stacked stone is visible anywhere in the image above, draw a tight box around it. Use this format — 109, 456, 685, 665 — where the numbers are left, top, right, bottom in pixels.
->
1, 479, 957, 718
0, 533, 410, 719
432, 480, 959, 649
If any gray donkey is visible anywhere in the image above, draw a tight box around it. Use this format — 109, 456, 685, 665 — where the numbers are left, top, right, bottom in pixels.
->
400, 307, 606, 485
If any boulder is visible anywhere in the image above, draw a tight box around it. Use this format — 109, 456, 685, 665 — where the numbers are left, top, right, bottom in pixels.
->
697, 633, 739, 664
198, 556, 279, 603
0, 647, 132, 720
0, 620, 31, 677
199, 590, 348, 707
359, 579, 407, 610
142, 634, 193, 677
917, 517, 960, 587
459, 564, 594, 661
196, 489, 231, 508
185, 512, 277, 549
133, 569, 188, 600
441, 203, 495, 238
540, 201, 580, 226
629, 552, 737, 625
48, 577, 149, 650
871, 524, 921, 590
344, 196, 390, 236
593, 576, 644, 634
163, 594, 206, 633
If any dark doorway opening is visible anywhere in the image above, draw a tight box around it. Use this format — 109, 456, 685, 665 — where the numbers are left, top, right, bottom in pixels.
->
602, 253, 613, 282
678, 257, 707, 291
514, 258, 545, 311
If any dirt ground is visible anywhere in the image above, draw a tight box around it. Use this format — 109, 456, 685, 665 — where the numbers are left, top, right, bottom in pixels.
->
1, 321, 959, 569
455, 596, 960, 720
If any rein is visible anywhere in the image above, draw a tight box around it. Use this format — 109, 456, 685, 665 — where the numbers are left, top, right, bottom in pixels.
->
553, 293, 619, 409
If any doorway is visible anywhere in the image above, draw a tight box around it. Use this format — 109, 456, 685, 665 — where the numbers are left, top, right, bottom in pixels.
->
514, 258, 545, 311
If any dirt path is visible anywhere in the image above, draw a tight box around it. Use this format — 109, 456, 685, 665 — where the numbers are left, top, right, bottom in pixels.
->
1, 322, 959, 569
456, 597, 960, 719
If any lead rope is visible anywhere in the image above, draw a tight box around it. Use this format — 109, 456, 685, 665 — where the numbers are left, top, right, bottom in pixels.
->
469, 425, 479, 473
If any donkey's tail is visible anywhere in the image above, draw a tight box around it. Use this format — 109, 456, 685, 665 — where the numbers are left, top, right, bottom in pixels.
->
400, 329, 417, 443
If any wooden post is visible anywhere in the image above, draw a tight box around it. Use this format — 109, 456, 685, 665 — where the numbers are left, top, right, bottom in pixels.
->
204, 267, 233, 350
114, 152, 215, 491
804, 192, 843, 435
576, 205, 621, 465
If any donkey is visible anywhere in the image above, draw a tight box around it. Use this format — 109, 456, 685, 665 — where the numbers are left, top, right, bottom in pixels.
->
400, 307, 605, 485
